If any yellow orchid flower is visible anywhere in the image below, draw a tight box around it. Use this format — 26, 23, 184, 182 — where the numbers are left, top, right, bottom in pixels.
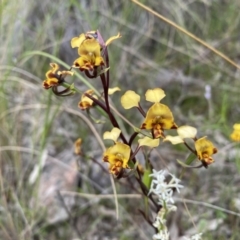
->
103, 142, 131, 175
195, 137, 217, 165
78, 89, 98, 110
141, 103, 177, 138
72, 39, 104, 71
230, 123, 240, 142
42, 63, 73, 89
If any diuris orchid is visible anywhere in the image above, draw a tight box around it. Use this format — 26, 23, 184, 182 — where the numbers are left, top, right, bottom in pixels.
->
230, 123, 240, 142
103, 142, 131, 175
42, 63, 73, 89
141, 103, 177, 138
72, 38, 104, 71
195, 137, 217, 165
78, 89, 98, 110
71, 31, 121, 71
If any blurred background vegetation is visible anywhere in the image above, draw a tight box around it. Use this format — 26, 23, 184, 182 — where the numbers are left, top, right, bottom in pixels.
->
1, 0, 240, 239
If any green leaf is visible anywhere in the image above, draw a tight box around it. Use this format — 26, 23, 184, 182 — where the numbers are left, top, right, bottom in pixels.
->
97, 67, 110, 76
178, 153, 198, 178
142, 166, 152, 189
128, 160, 135, 169
184, 153, 196, 165
177, 159, 195, 168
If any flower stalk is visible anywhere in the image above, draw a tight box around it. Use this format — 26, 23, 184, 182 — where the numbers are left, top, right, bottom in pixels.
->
41, 29, 215, 240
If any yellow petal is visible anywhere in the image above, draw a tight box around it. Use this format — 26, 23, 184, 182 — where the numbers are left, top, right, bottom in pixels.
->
49, 63, 59, 73
94, 56, 105, 66
57, 70, 74, 78
232, 123, 240, 141
84, 89, 94, 95
45, 63, 59, 78
71, 34, 86, 48
108, 87, 121, 95
230, 130, 240, 142
42, 78, 59, 89
78, 101, 92, 110
121, 90, 140, 109
177, 126, 197, 139
233, 123, 240, 131
42, 79, 55, 89
164, 135, 184, 145
45, 69, 55, 79
72, 54, 104, 70
78, 39, 101, 56
145, 88, 166, 103
138, 136, 160, 148
74, 138, 82, 155
105, 33, 122, 46
103, 127, 121, 142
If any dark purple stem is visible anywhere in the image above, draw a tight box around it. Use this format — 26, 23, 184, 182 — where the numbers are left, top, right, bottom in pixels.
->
129, 132, 139, 146
183, 141, 197, 155
84, 93, 108, 112
138, 103, 146, 117
130, 145, 141, 161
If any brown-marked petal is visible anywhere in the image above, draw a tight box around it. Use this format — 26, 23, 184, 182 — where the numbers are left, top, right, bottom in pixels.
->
141, 103, 177, 130
78, 38, 101, 56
